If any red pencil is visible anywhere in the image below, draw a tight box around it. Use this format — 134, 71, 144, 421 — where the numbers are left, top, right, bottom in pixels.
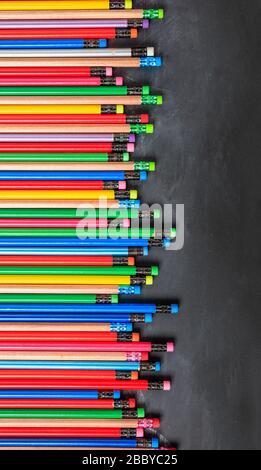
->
0, 398, 136, 409
0, 379, 170, 390
0, 370, 139, 380
0, 143, 133, 153
0, 77, 122, 86
0, 66, 112, 77
0, 255, 134, 266
0, 342, 174, 353
0, 332, 139, 341
0, 427, 142, 438
0, 114, 148, 124
0, 28, 138, 40
0, 182, 127, 191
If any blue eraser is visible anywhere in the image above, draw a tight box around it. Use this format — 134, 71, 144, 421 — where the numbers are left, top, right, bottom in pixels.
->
113, 391, 121, 399
163, 238, 171, 248
133, 286, 141, 295
119, 199, 140, 208
145, 313, 153, 323
99, 39, 107, 48
152, 437, 159, 448
125, 323, 133, 331
143, 247, 149, 256
155, 361, 161, 372
140, 171, 148, 181
140, 57, 162, 67
171, 303, 179, 314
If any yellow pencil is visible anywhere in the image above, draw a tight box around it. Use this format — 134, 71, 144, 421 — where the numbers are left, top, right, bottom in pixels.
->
0, 105, 124, 114
0, 275, 153, 285
0, 190, 137, 200
0, 1, 132, 11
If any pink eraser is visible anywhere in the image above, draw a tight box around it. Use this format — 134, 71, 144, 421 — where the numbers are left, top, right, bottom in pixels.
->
116, 76, 123, 86
167, 342, 174, 352
127, 143, 135, 152
118, 181, 126, 190
122, 218, 130, 228
163, 380, 171, 391
106, 67, 113, 77
136, 428, 144, 438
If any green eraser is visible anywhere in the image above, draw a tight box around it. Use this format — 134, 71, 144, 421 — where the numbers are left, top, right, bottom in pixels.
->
146, 123, 154, 134
123, 152, 129, 161
153, 208, 161, 219
156, 95, 163, 105
149, 161, 156, 171
137, 408, 145, 418
169, 228, 177, 238
142, 85, 150, 95
158, 9, 164, 19
151, 266, 159, 276
111, 294, 118, 304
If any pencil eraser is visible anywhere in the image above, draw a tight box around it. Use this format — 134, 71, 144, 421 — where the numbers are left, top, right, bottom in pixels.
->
133, 286, 141, 295
116, 76, 123, 86
145, 313, 153, 323
163, 238, 171, 248
137, 408, 145, 418
116, 104, 124, 114
143, 247, 149, 256
152, 437, 159, 448
156, 95, 163, 105
106, 67, 112, 77
123, 152, 129, 161
151, 266, 159, 276
146, 275, 153, 285
163, 380, 171, 391
153, 208, 161, 218
140, 171, 147, 181
125, 323, 133, 331
127, 143, 135, 152
140, 114, 149, 123
149, 162, 156, 171
171, 304, 179, 314
142, 85, 150, 95
118, 181, 126, 190
129, 134, 136, 143
128, 256, 135, 266
132, 333, 140, 342
99, 39, 107, 48
131, 371, 139, 380
158, 9, 164, 19
122, 218, 130, 228
168, 227, 176, 238
113, 391, 121, 399
130, 28, 138, 39
140, 57, 162, 67
136, 428, 144, 438
142, 19, 150, 29
141, 352, 148, 361
111, 295, 118, 304
155, 362, 161, 372
147, 47, 154, 57
130, 190, 137, 200
167, 342, 175, 352
128, 398, 136, 408
146, 124, 154, 134
125, 0, 132, 9
152, 418, 161, 428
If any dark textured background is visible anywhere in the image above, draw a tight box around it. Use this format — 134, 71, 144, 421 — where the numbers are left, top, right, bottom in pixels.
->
120, 0, 260, 450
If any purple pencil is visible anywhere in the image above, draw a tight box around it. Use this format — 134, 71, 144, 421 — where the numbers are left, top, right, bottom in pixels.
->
0, 20, 150, 29
0, 134, 135, 143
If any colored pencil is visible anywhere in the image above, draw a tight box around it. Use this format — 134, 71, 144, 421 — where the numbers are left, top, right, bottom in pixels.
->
0, 247, 146, 256
0, 293, 121, 302
0, 286, 141, 296
0, 229, 169, 239
0, 267, 157, 276
0, 28, 138, 40
0, 124, 153, 134
0, 437, 159, 448
0, 77, 123, 86
0, 200, 141, 208
0, 151, 131, 161
0, 143, 134, 152
0, 190, 137, 200
0, 428, 143, 438
0, 39, 109, 49
0, 57, 162, 68
0, 331, 139, 341
0, 238, 168, 248
0, 408, 144, 419
0, 379, 170, 390
0, 115, 148, 124
0, 9, 163, 20
0, 48, 154, 58
0, 66, 113, 77
0, 390, 120, 399
0, 315, 150, 324
0, 352, 149, 361
0, 1, 133, 11
0, 162, 154, 170
0, 323, 133, 332
0, 182, 129, 190
0, 398, 136, 409
0, 172, 145, 181
0, 361, 158, 372
0, 341, 172, 353
0, 96, 160, 105
0, 104, 125, 113
0, 135, 135, 144
0, 20, 148, 29
0, 370, 139, 380
0, 208, 158, 218
0, 275, 153, 286
0, 303, 176, 314
0, 255, 135, 266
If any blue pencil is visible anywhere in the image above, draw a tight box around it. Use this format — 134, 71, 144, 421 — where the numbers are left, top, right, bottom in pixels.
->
0, 303, 178, 314
0, 39, 107, 49
0, 390, 120, 399
0, 361, 160, 371
0, 314, 153, 323
0, 171, 146, 181
0, 238, 169, 247
0, 437, 159, 448
0, 247, 148, 256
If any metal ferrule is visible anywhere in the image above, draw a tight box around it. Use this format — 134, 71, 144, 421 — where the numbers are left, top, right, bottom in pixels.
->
108, 153, 125, 162
114, 190, 131, 199
98, 391, 116, 399
100, 77, 119, 86
124, 171, 141, 180
155, 305, 172, 314
103, 181, 121, 189
148, 381, 164, 391
135, 267, 153, 275
131, 48, 149, 57
110, 1, 126, 9
90, 67, 107, 77
137, 439, 154, 448
151, 343, 168, 352
83, 40, 103, 48
117, 333, 133, 342
112, 257, 129, 266
129, 314, 146, 323
121, 429, 137, 438
126, 115, 143, 124
148, 239, 164, 247
114, 399, 132, 409
128, 248, 144, 256
127, 20, 144, 28
113, 134, 130, 143
95, 295, 114, 304
122, 410, 140, 418
115, 29, 133, 39
140, 362, 158, 372
112, 143, 128, 152
127, 87, 143, 95
101, 105, 118, 114
130, 276, 147, 285
115, 371, 133, 380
